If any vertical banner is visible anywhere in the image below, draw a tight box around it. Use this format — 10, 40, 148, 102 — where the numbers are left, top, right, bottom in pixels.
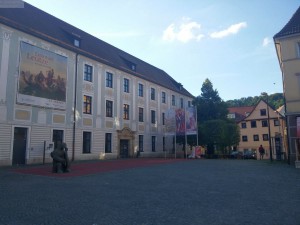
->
17, 41, 67, 109
165, 109, 176, 135
186, 107, 197, 135
175, 108, 185, 135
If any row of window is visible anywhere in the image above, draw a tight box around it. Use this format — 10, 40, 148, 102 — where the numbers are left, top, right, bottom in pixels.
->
242, 134, 269, 142
82, 132, 166, 153
241, 119, 279, 129
83, 64, 191, 108
106, 100, 165, 124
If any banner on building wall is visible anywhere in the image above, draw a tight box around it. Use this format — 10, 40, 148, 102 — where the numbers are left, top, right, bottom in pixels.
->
17, 41, 67, 109
165, 109, 176, 135
175, 108, 185, 135
186, 107, 197, 135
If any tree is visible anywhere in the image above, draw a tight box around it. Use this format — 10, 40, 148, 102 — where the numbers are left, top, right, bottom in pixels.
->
193, 78, 240, 156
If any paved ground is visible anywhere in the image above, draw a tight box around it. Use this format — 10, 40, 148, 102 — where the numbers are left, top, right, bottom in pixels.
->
0, 159, 300, 225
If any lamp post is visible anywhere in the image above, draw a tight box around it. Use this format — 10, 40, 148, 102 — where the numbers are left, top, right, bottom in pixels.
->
261, 92, 273, 162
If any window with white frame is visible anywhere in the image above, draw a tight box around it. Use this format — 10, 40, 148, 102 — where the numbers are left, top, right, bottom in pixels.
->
162, 91, 166, 103
106, 100, 113, 117
151, 88, 155, 100
123, 104, 130, 120
124, 78, 129, 93
105, 133, 112, 153
172, 95, 176, 106
83, 95, 92, 114
106, 72, 113, 88
82, 131, 91, 153
84, 64, 93, 82
138, 83, 144, 97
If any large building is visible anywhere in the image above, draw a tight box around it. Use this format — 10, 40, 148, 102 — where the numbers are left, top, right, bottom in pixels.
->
274, 6, 300, 166
229, 100, 286, 160
0, 2, 194, 166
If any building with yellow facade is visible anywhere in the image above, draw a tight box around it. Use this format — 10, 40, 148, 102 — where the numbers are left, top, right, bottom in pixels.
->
274, 6, 300, 167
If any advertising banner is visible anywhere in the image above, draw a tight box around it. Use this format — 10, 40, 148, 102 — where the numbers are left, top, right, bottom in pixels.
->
165, 108, 176, 135
17, 42, 68, 109
175, 108, 185, 135
186, 107, 197, 135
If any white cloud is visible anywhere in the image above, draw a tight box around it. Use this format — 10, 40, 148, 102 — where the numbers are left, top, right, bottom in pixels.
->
262, 37, 272, 47
162, 18, 204, 43
210, 22, 247, 39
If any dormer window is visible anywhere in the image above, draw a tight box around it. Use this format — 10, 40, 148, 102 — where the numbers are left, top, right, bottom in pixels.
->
74, 39, 80, 47
131, 64, 136, 71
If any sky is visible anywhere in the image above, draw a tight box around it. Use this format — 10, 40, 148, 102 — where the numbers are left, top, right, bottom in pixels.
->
24, 0, 300, 100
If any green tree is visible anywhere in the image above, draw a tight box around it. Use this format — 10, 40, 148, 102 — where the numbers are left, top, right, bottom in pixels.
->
193, 78, 240, 156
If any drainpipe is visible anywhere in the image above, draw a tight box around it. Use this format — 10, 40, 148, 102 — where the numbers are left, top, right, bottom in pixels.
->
72, 53, 78, 161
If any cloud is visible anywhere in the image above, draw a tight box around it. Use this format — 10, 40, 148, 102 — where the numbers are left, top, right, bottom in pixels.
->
162, 18, 205, 43
262, 37, 272, 47
210, 22, 247, 39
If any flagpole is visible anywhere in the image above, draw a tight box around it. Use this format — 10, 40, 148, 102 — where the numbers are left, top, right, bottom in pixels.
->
196, 106, 199, 146
175, 134, 176, 159
185, 107, 187, 159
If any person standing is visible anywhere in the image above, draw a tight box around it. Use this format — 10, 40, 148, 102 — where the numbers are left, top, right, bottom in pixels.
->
259, 145, 265, 160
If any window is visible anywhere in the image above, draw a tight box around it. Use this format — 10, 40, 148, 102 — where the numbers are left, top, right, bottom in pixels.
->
180, 98, 184, 108
151, 110, 156, 124
84, 64, 93, 82
83, 95, 92, 114
74, 39, 80, 47
152, 136, 156, 152
172, 95, 176, 106
138, 83, 144, 97
123, 104, 129, 120
82, 131, 91, 153
124, 78, 129, 93
274, 119, 280, 126
297, 42, 300, 58
242, 136, 248, 142
106, 100, 113, 117
162, 91, 166, 103
163, 137, 165, 151
162, 112, 165, 125
260, 109, 266, 116
262, 120, 268, 127
105, 133, 112, 153
188, 101, 191, 107
253, 135, 259, 141
106, 72, 113, 88
151, 88, 155, 100
138, 107, 144, 122
241, 122, 247, 129
251, 121, 257, 128
139, 135, 144, 152
263, 134, 269, 141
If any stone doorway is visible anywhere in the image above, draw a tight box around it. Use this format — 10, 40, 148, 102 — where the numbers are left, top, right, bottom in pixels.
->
117, 127, 136, 158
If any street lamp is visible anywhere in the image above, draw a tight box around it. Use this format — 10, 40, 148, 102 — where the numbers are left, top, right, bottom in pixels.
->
261, 92, 273, 162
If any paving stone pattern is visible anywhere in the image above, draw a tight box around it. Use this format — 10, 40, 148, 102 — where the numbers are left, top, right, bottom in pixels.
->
0, 159, 300, 225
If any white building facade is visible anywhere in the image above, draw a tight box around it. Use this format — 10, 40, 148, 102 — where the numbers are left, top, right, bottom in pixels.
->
0, 3, 194, 166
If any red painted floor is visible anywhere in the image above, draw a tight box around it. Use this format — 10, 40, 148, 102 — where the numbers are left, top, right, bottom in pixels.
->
11, 158, 185, 178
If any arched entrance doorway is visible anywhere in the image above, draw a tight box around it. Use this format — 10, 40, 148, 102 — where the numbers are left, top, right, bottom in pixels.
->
117, 127, 136, 158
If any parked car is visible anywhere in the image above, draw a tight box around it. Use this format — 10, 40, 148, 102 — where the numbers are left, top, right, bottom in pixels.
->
243, 150, 256, 159
230, 150, 243, 159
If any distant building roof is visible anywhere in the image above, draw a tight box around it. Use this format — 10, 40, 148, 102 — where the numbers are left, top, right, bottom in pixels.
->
274, 6, 300, 39
228, 106, 255, 122
0, 2, 193, 98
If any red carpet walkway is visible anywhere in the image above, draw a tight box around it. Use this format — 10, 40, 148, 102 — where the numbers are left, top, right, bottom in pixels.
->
11, 158, 186, 178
